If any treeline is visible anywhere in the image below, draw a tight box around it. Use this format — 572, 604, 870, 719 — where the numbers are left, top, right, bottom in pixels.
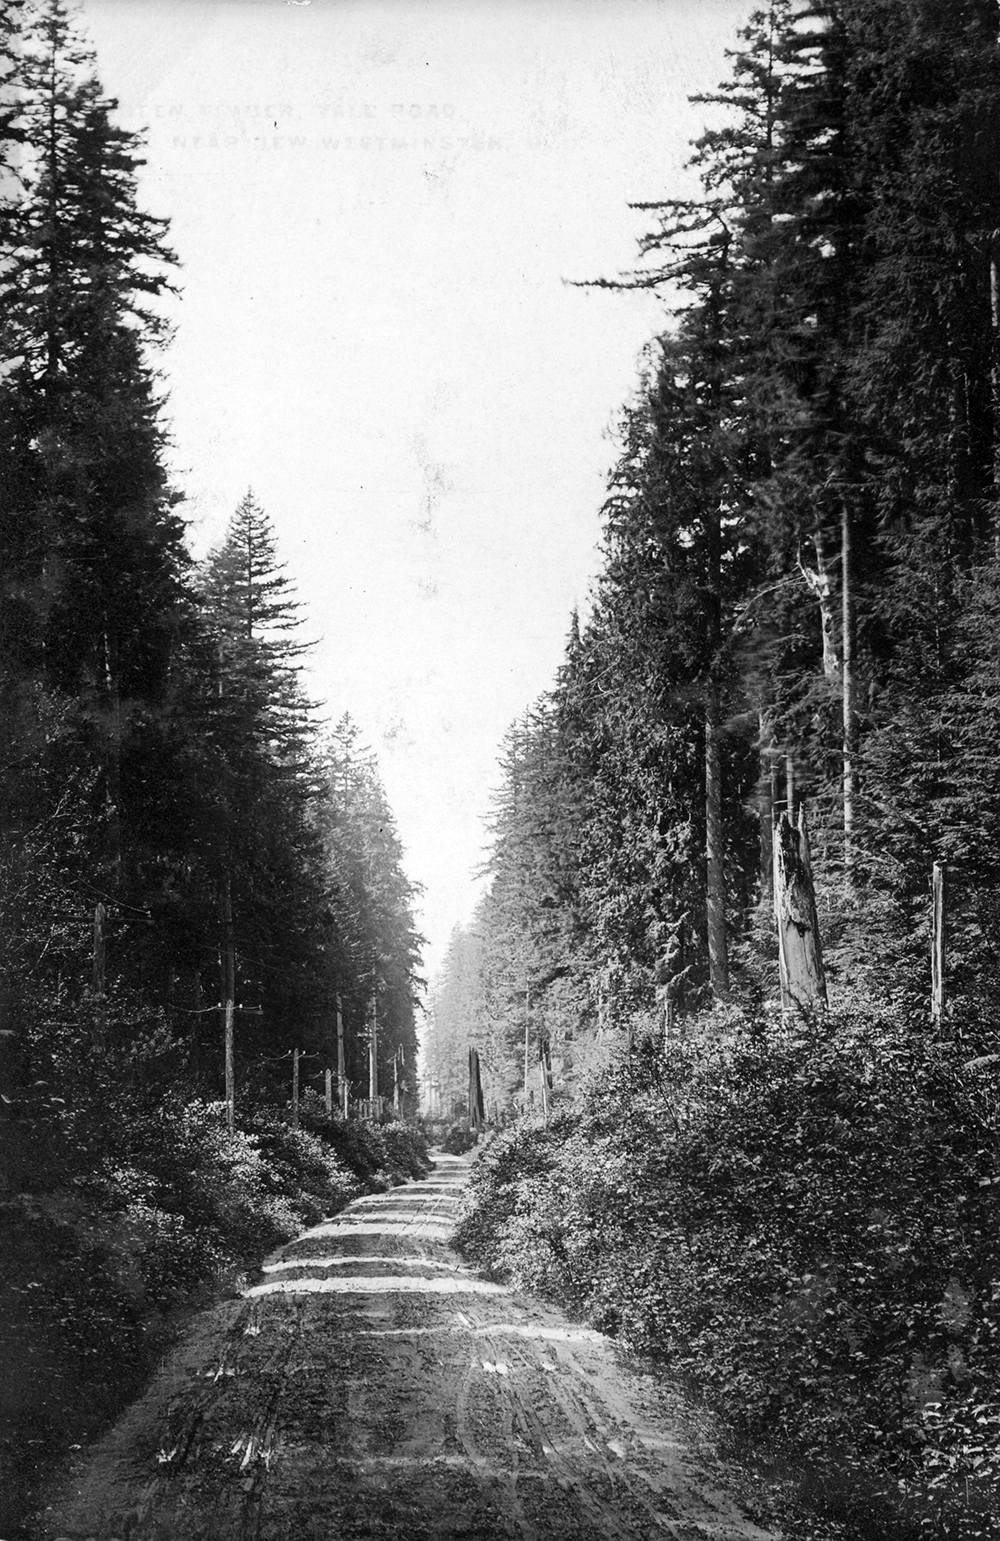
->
0, 2, 423, 1523
427, 0, 1000, 1101
0, 0, 421, 1132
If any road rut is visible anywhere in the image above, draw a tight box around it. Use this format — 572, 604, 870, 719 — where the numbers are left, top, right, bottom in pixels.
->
42, 1153, 780, 1540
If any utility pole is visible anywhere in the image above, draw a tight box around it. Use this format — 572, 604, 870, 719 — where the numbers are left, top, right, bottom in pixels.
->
291, 1047, 300, 1129
523, 976, 530, 1105
336, 992, 347, 1117
538, 1038, 550, 1118
222, 873, 236, 1133
92, 902, 107, 1050
368, 990, 378, 1103
931, 862, 947, 1026
705, 695, 730, 1000
842, 503, 855, 878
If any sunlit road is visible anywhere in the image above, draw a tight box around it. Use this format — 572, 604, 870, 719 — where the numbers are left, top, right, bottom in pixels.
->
43, 1154, 777, 1540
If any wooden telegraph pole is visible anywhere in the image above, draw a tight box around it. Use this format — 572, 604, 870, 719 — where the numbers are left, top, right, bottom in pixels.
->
931, 862, 947, 1026
538, 1037, 550, 1117
842, 504, 855, 878
215, 875, 261, 1133
92, 902, 107, 1050
222, 873, 236, 1132
291, 1047, 300, 1129
368, 991, 378, 1103
336, 992, 347, 1117
324, 1067, 333, 1116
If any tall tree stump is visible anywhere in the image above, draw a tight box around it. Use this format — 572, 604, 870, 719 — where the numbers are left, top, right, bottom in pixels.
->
774, 809, 828, 1016
468, 1046, 485, 1133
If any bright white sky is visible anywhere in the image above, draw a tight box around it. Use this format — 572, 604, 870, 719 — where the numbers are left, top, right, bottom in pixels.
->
81, 0, 749, 987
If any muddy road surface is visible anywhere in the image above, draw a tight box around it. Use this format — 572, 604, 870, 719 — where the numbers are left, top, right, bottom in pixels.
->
42, 1153, 779, 1540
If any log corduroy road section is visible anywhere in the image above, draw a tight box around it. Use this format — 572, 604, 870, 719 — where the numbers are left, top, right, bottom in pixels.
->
42, 1154, 777, 1540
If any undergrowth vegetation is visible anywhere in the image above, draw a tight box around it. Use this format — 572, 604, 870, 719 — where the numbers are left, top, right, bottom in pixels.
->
456, 996, 1000, 1539
0, 1095, 428, 1534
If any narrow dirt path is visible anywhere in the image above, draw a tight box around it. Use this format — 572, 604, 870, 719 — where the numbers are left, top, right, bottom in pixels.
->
41, 1153, 780, 1540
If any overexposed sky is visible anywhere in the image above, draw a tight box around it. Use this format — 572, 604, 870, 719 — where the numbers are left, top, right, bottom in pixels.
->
81, 0, 749, 984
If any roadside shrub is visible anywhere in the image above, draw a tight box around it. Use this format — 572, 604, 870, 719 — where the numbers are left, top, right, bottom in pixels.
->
295, 1100, 430, 1188
377, 1120, 433, 1181
457, 1001, 1000, 1537
454, 1108, 580, 1277
442, 1122, 477, 1155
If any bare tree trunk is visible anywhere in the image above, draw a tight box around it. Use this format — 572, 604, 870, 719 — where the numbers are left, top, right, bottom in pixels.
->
468, 1047, 485, 1131
774, 809, 827, 1016
992, 244, 1000, 554
661, 915, 688, 1045
705, 692, 730, 999
758, 713, 774, 906
799, 529, 840, 683
842, 504, 855, 878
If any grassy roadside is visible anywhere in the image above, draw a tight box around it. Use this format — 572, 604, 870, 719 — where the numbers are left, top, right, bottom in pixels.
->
0, 1098, 429, 1537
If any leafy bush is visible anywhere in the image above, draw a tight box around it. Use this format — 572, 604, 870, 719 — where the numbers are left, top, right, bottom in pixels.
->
457, 999, 1000, 1538
441, 1122, 478, 1155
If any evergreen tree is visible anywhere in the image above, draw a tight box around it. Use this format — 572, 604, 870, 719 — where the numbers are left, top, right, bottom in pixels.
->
0, 0, 190, 1091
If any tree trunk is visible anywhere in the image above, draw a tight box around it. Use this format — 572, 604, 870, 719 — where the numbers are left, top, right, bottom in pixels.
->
774, 809, 827, 1016
758, 713, 774, 906
842, 503, 855, 878
800, 529, 841, 683
468, 1046, 485, 1133
705, 693, 730, 999
992, 243, 1000, 553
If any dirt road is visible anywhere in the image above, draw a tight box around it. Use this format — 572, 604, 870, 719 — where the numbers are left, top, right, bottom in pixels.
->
41, 1153, 780, 1540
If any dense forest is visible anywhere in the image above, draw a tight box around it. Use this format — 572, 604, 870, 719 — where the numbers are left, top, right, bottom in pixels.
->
429, 2, 1000, 1535
0, 1, 426, 1525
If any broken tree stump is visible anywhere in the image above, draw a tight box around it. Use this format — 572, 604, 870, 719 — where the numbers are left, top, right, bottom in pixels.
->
774, 808, 828, 1017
